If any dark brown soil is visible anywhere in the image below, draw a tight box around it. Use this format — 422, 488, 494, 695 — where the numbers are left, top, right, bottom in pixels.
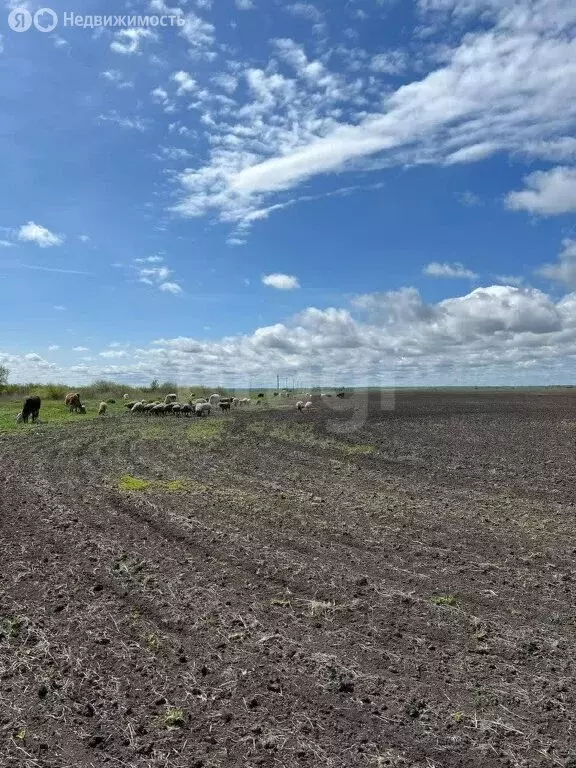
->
2, 391, 576, 767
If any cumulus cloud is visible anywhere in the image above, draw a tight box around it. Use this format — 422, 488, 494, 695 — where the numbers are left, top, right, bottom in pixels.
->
262, 273, 300, 290
537, 239, 576, 287
18, 221, 64, 248
72, 346, 89, 352
424, 262, 478, 279
48, 345, 59, 351
506, 167, 576, 216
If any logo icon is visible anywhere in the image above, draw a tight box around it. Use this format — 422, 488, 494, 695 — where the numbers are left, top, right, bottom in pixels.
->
34, 7, 58, 32
8, 7, 32, 31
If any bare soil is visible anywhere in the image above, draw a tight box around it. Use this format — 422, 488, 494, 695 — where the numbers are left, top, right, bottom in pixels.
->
1, 391, 576, 767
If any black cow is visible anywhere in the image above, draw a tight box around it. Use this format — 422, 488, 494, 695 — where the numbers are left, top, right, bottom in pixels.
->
17, 396, 41, 424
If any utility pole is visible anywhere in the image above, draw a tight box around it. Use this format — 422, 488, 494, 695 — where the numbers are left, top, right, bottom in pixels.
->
276, 373, 280, 392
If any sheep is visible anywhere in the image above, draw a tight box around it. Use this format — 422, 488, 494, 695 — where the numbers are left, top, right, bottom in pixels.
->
194, 397, 208, 404
296, 401, 304, 411
180, 404, 193, 417
336, 392, 346, 399
195, 402, 211, 417
208, 393, 220, 406
124, 401, 136, 410
17, 396, 41, 424
164, 393, 178, 404
232, 397, 239, 407
172, 404, 183, 416
123, 393, 130, 400
98, 402, 107, 416
131, 402, 145, 414
219, 401, 231, 412
257, 393, 265, 399
304, 401, 313, 410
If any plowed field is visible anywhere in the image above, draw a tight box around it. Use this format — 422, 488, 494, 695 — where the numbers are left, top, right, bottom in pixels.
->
1, 391, 576, 767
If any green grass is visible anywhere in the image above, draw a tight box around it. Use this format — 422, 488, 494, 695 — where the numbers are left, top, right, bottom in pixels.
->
156, 707, 186, 728
187, 419, 227, 444
0, 397, 129, 433
247, 421, 376, 456
117, 475, 205, 494
431, 595, 458, 607
118, 475, 152, 492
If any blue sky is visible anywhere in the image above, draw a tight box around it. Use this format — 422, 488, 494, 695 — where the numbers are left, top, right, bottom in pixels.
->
1, 0, 576, 386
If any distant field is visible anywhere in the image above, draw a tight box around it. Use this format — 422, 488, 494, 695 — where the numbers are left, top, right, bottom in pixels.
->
1, 391, 576, 767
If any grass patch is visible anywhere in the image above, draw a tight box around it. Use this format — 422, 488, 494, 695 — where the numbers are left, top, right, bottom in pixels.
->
118, 475, 152, 492
0, 615, 24, 640
188, 419, 226, 444
248, 422, 376, 457
156, 707, 186, 728
431, 595, 458, 607
117, 475, 205, 494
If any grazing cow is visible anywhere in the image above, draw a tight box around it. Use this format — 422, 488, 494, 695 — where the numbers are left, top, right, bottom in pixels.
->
17, 396, 41, 424
65, 392, 85, 413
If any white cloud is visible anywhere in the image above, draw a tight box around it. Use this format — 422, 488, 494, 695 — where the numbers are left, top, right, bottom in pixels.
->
424, 262, 478, 279
78, 234, 90, 243
110, 28, 157, 56
172, 70, 196, 95
369, 50, 408, 74
100, 70, 134, 88
54, 305, 66, 311
97, 112, 148, 131
172, 2, 576, 233
494, 274, 525, 287
506, 167, 576, 216
459, 191, 482, 207
537, 239, 576, 287
135, 255, 164, 264
159, 281, 183, 294
235, 0, 255, 8
132, 258, 182, 294
262, 273, 300, 290
285, 3, 322, 22
72, 346, 89, 352
48, 345, 60, 351
99, 349, 127, 358
18, 221, 64, 248
0, 239, 14, 247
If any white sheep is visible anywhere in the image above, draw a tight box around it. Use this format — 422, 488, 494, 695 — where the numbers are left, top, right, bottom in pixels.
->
232, 397, 239, 407
98, 402, 107, 416
164, 393, 178, 404
296, 401, 304, 411
195, 402, 211, 417
131, 402, 144, 414
304, 401, 312, 410
194, 398, 208, 405
123, 393, 130, 400
208, 393, 220, 406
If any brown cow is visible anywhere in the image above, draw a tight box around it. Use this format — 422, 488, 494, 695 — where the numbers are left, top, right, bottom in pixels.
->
65, 392, 86, 414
